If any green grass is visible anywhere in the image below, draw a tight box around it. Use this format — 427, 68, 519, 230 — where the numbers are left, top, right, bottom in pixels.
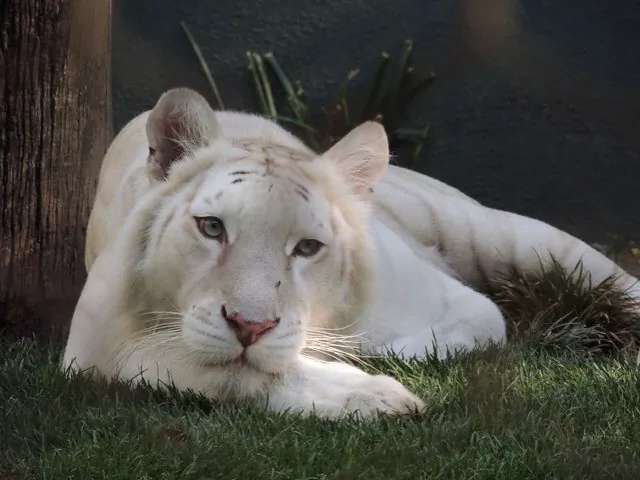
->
2, 338, 640, 479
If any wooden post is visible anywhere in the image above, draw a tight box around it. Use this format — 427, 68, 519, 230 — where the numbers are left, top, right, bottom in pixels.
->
0, 0, 112, 341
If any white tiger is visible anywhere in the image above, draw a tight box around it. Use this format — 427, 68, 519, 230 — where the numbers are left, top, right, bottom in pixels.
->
62, 87, 639, 419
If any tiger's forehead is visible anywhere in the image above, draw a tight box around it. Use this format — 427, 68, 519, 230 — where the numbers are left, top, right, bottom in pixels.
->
188, 138, 325, 210
223, 138, 321, 185
231, 138, 315, 163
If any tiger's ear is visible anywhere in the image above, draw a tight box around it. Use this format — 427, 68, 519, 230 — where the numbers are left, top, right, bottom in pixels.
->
321, 121, 389, 199
146, 87, 221, 181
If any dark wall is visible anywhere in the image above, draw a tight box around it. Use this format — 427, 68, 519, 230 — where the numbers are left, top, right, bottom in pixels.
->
112, 0, 640, 243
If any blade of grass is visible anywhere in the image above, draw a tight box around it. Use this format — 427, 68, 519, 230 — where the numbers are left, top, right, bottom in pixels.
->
392, 122, 431, 167
328, 68, 360, 136
246, 52, 269, 116
275, 115, 319, 134
341, 69, 360, 129
410, 121, 431, 163
395, 127, 430, 137
264, 53, 309, 124
362, 52, 390, 119
262, 53, 320, 148
181, 21, 225, 110
402, 71, 436, 104
387, 39, 414, 127
252, 53, 277, 119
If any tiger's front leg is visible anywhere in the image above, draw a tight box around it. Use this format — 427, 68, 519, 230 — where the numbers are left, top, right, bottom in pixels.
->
264, 356, 425, 419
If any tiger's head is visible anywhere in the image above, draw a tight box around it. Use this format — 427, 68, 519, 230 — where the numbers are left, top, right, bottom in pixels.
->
122, 88, 389, 376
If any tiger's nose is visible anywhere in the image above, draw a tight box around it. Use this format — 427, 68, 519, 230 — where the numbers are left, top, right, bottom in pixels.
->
221, 306, 279, 347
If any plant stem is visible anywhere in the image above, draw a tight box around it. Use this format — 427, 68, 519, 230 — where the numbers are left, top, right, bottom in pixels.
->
246, 52, 269, 116
181, 21, 225, 109
363, 52, 390, 119
252, 53, 277, 119
276, 115, 319, 133
264, 53, 309, 125
411, 121, 431, 164
388, 39, 414, 127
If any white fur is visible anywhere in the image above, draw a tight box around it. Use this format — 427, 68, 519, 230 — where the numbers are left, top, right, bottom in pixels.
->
62, 88, 640, 420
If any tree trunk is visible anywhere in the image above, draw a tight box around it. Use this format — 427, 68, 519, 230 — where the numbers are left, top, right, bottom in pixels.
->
0, 0, 112, 341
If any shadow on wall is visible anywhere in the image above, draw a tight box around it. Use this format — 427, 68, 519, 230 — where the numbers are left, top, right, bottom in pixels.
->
112, 0, 640, 243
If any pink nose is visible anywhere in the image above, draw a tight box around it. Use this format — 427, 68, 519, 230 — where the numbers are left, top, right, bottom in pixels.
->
221, 306, 278, 347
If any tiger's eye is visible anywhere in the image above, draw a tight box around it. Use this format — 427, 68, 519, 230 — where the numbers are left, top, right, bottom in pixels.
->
293, 239, 324, 257
196, 216, 225, 240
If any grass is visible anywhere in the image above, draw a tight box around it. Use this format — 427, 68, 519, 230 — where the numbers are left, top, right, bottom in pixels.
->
2, 260, 640, 479
181, 23, 436, 168
492, 257, 640, 357
3, 339, 640, 479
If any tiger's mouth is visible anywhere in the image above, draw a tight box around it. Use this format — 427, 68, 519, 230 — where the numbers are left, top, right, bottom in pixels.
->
199, 349, 266, 372
232, 350, 250, 366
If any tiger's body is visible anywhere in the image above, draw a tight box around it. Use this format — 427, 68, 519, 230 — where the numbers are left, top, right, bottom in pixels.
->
63, 88, 639, 419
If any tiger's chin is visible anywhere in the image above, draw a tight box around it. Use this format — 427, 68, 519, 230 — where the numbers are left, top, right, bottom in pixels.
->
198, 351, 262, 370
192, 344, 296, 377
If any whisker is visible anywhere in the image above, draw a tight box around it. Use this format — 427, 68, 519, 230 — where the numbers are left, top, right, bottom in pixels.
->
190, 329, 234, 343
139, 310, 183, 318
304, 337, 366, 351
302, 346, 376, 370
305, 326, 372, 341
133, 324, 183, 338
135, 321, 183, 330
128, 334, 183, 356
186, 338, 236, 350
305, 335, 365, 346
307, 314, 367, 333
259, 343, 301, 351
273, 330, 304, 341
307, 324, 361, 333
172, 349, 207, 376
165, 297, 182, 312
112, 330, 186, 372
303, 340, 380, 361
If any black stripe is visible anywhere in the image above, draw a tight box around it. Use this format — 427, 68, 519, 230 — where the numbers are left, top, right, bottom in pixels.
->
155, 208, 176, 252
469, 223, 491, 290
424, 200, 447, 256
291, 180, 309, 195
138, 196, 166, 262
263, 158, 274, 176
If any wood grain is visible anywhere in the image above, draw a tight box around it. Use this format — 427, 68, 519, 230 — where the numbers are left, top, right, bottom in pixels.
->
0, 0, 112, 340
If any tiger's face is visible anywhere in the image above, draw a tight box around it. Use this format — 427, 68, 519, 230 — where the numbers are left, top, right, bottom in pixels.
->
133, 88, 389, 375
141, 154, 359, 374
